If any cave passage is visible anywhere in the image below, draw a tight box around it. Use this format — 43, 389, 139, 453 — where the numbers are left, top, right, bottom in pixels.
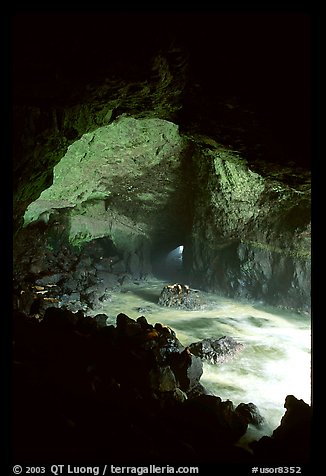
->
19, 114, 310, 313
152, 245, 186, 283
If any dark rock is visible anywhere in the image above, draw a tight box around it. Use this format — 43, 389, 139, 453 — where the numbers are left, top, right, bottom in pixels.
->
13, 286, 36, 314
116, 312, 143, 338
250, 395, 312, 463
128, 251, 141, 278
112, 260, 126, 274
168, 347, 203, 393
30, 296, 60, 317
149, 365, 177, 392
175, 394, 248, 454
235, 402, 265, 427
137, 315, 153, 330
158, 283, 202, 310
154, 322, 185, 357
41, 306, 79, 330
36, 273, 65, 285
189, 335, 244, 364
136, 306, 152, 314
93, 314, 108, 328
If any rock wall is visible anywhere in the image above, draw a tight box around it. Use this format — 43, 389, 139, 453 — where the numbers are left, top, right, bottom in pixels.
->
15, 121, 311, 314
188, 143, 311, 313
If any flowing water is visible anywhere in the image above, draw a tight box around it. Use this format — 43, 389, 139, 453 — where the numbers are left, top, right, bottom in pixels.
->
89, 277, 311, 449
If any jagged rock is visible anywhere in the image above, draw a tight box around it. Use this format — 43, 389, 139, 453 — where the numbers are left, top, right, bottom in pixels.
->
93, 313, 108, 328
175, 394, 249, 455
41, 306, 80, 330
153, 322, 185, 357
136, 306, 153, 314
158, 283, 202, 310
235, 402, 265, 427
168, 347, 203, 392
189, 336, 244, 364
173, 387, 188, 403
116, 312, 143, 338
150, 365, 177, 392
250, 395, 312, 463
35, 273, 65, 285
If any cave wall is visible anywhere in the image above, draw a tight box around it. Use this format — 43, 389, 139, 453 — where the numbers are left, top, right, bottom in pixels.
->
20, 117, 195, 280
13, 42, 187, 234
188, 144, 311, 313
15, 123, 311, 314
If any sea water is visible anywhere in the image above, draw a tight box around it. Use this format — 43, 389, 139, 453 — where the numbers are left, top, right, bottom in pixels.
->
89, 278, 311, 448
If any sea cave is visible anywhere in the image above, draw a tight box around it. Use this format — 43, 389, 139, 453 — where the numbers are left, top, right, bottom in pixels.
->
11, 12, 312, 471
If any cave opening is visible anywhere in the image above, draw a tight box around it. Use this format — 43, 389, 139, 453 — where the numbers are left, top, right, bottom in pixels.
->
152, 244, 186, 283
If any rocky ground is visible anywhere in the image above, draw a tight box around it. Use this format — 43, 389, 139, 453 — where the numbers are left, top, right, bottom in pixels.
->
12, 306, 311, 465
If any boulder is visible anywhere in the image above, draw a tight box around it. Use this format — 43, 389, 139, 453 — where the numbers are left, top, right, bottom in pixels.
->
250, 394, 312, 463
158, 283, 202, 310
189, 335, 244, 364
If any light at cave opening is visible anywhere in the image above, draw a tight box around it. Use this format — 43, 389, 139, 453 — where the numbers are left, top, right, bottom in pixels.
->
165, 245, 184, 279
154, 245, 185, 282
167, 245, 184, 263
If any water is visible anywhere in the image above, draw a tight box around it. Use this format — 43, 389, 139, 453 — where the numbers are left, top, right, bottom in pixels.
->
89, 277, 311, 448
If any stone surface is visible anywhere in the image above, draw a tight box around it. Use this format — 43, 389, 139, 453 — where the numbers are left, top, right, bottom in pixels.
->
158, 283, 202, 310
189, 336, 244, 364
189, 147, 311, 312
250, 395, 312, 463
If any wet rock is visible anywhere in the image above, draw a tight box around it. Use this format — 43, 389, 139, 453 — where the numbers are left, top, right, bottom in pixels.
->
189, 336, 244, 364
93, 313, 108, 328
154, 322, 185, 357
158, 283, 202, 310
116, 312, 143, 338
36, 273, 65, 286
250, 395, 312, 463
111, 260, 126, 274
41, 306, 79, 330
57, 292, 88, 312
173, 387, 188, 403
235, 402, 265, 427
94, 257, 114, 271
62, 277, 79, 293
174, 394, 249, 458
168, 347, 203, 393
128, 251, 141, 278
30, 296, 60, 317
150, 365, 177, 392
136, 306, 153, 314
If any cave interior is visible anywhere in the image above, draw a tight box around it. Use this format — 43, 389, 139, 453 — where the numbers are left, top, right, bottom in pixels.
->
10, 11, 312, 468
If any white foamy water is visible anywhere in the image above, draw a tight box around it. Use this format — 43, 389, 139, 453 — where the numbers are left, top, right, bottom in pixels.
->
89, 278, 311, 446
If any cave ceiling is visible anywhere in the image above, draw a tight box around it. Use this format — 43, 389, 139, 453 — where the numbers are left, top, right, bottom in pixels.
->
12, 12, 311, 231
